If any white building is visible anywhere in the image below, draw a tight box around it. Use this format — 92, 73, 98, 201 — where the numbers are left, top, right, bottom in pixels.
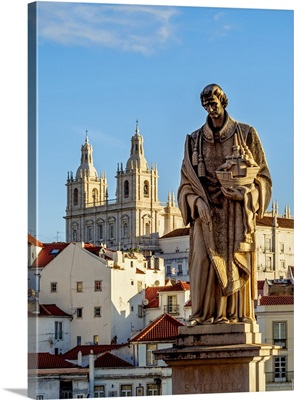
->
65, 124, 184, 252
37, 241, 166, 347
28, 353, 89, 399
143, 281, 191, 325
255, 278, 294, 391
157, 207, 294, 282
28, 303, 72, 355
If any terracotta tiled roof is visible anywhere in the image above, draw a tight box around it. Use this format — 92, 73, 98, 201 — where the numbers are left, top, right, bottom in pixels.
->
28, 234, 44, 248
160, 228, 189, 239
94, 352, 133, 368
131, 313, 184, 343
62, 344, 125, 360
136, 268, 145, 274
159, 281, 190, 292
28, 353, 76, 369
259, 295, 294, 305
32, 242, 70, 268
145, 282, 190, 309
256, 216, 294, 229
28, 304, 71, 317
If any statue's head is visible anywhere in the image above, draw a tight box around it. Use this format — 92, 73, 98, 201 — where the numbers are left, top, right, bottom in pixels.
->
200, 84, 228, 109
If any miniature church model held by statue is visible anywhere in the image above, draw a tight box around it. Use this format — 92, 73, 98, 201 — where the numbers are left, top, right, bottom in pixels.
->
65, 122, 184, 252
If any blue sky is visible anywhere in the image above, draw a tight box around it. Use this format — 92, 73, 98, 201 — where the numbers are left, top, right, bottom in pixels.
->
29, 1, 293, 243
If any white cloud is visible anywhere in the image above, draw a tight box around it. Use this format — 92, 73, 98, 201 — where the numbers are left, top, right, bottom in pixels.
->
37, 3, 179, 55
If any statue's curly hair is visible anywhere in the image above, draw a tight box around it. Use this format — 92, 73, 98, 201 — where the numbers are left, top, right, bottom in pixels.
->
200, 84, 228, 109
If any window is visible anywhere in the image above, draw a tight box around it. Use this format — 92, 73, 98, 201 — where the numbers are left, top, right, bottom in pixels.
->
265, 256, 272, 270
137, 281, 143, 293
273, 322, 287, 348
124, 180, 129, 197
123, 222, 129, 238
145, 222, 150, 236
265, 236, 272, 251
94, 385, 105, 397
92, 188, 98, 205
87, 226, 92, 242
166, 265, 171, 276
274, 356, 286, 382
131, 280, 134, 286
93, 335, 99, 345
97, 224, 103, 240
94, 307, 101, 317
95, 280, 102, 291
166, 295, 178, 315
143, 180, 149, 197
51, 282, 57, 293
281, 260, 286, 269
108, 391, 118, 397
177, 264, 183, 276
120, 384, 132, 397
280, 243, 285, 253
77, 395, 84, 398
73, 188, 78, 205
109, 224, 115, 239
36, 395, 44, 400
147, 384, 159, 396
77, 336, 81, 345
54, 321, 63, 340
146, 344, 157, 366
77, 308, 83, 318
50, 249, 60, 255
77, 282, 83, 292
130, 261, 134, 268
138, 304, 144, 318
73, 229, 77, 241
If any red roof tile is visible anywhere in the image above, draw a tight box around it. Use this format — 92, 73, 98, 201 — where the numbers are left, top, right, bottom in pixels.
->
28, 353, 76, 369
130, 313, 184, 342
259, 295, 294, 305
32, 242, 70, 268
62, 344, 125, 360
136, 268, 145, 274
28, 304, 71, 317
28, 234, 44, 248
94, 352, 133, 368
160, 228, 189, 239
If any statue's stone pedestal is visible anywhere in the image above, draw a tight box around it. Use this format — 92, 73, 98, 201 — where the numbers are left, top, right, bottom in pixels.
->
154, 323, 279, 395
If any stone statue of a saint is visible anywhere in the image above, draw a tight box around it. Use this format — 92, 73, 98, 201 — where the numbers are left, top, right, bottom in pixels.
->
178, 84, 272, 324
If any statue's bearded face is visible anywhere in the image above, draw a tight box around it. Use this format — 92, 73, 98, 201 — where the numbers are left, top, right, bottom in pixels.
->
202, 95, 224, 120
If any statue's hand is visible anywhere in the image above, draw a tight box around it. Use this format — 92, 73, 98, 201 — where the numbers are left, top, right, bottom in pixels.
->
221, 187, 244, 201
196, 197, 212, 225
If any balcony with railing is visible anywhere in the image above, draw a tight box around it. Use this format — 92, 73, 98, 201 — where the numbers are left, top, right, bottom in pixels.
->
265, 371, 294, 384
163, 304, 180, 315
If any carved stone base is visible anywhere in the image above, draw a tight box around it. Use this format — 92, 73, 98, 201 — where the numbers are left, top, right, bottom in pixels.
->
154, 323, 280, 395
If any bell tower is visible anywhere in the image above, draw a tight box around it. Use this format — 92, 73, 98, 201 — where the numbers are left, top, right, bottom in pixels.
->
115, 121, 160, 250
65, 133, 108, 242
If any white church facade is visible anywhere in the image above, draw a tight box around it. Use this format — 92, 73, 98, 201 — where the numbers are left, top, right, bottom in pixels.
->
65, 123, 184, 252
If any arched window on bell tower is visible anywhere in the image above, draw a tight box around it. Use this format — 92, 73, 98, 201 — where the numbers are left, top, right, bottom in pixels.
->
124, 180, 129, 198
73, 188, 78, 205
144, 180, 149, 197
92, 188, 98, 205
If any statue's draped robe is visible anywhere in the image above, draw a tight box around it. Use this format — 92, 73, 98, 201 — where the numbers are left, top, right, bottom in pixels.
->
178, 113, 271, 323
